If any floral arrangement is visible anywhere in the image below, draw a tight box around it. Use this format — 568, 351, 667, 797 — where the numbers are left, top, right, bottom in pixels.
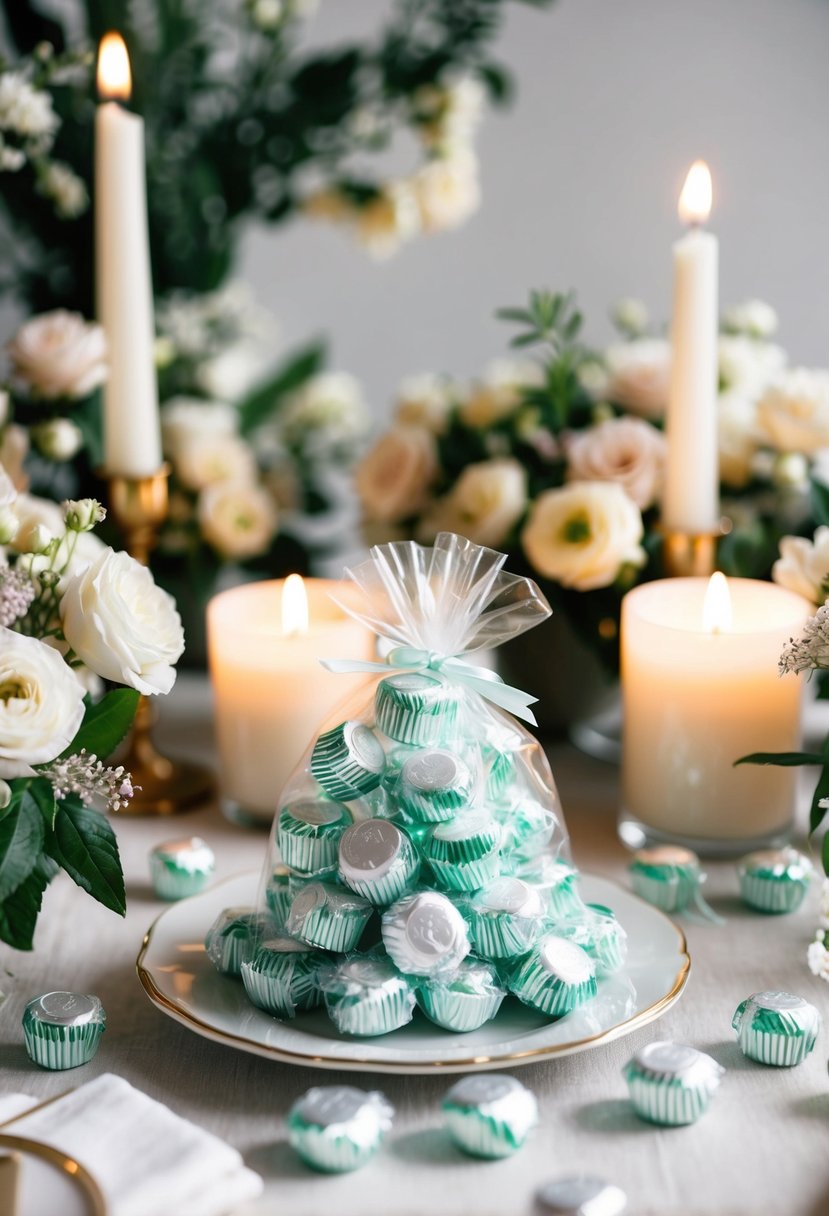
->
357, 290, 826, 676
0, 474, 184, 950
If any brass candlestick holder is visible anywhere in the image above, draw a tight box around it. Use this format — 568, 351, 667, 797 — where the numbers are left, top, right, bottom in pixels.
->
661, 524, 727, 578
108, 464, 214, 815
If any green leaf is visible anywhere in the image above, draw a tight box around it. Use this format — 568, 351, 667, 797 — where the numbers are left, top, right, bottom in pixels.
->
0, 856, 58, 951
734, 751, 829, 768
46, 797, 125, 916
63, 688, 140, 761
809, 765, 829, 838
0, 788, 44, 901
28, 777, 58, 830
238, 341, 326, 437
810, 477, 829, 527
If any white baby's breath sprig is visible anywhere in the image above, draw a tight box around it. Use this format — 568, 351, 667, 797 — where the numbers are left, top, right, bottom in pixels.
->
39, 748, 135, 813
779, 603, 829, 675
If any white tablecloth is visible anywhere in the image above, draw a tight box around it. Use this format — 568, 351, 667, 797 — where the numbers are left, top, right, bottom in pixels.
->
1, 675, 827, 1216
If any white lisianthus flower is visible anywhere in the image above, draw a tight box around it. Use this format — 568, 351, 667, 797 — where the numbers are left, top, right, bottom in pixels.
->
174, 433, 258, 492
718, 391, 760, 489
161, 396, 238, 462
722, 299, 778, 340
355, 182, 421, 259
756, 369, 829, 454
395, 373, 457, 434
418, 459, 527, 549
31, 417, 84, 461
565, 416, 665, 510
60, 548, 184, 695
198, 481, 278, 560
280, 372, 369, 451
411, 149, 481, 233
718, 335, 786, 399
772, 528, 829, 603
8, 310, 107, 400
0, 627, 86, 777
459, 359, 543, 429
522, 481, 645, 591
355, 426, 438, 523
602, 339, 671, 420
36, 160, 88, 218
0, 71, 58, 141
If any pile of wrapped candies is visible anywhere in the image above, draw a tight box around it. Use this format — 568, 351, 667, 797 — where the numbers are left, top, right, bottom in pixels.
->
205, 673, 628, 1037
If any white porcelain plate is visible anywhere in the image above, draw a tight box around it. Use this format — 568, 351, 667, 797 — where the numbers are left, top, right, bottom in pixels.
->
136, 872, 690, 1074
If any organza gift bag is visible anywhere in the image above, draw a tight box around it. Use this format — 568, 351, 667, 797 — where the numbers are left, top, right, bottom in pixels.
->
209, 534, 626, 1036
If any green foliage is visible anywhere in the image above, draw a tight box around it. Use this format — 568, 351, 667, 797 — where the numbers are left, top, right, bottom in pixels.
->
737, 748, 829, 875
238, 341, 326, 438
45, 795, 126, 916
0, 787, 45, 901
0, 857, 59, 951
64, 688, 140, 761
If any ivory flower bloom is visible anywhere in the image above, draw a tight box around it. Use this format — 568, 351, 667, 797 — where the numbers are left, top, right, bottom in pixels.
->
522, 481, 645, 591
198, 481, 278, 560
61, 549, 184, 695
355, 427, 438, 523
718, 392, 760, 489
161, 397, 238, 461
772, 527, 829, 603
0, 425, 29, 491
565, 417, 665, 510
459, 360, 543, 429
419, 459, 527, 549
756, 369, 829, 454
395, 374, 457, 434
8, 310, 107, 400
412, 150, 481, 233
0, 627, 86, 777
174, 433, 258, 491
355, 182, 420, 259
718, 335, 785, 399
722, 299, 778, 340
602, 339, 671, 419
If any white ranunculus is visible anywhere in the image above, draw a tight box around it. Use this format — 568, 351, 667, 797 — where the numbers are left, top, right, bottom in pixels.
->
565, 416, 665, 510
0, 627, 86, 777
522, 481, 645, 591
718, 335, 786, 400
722, 299, 778, 340
355, 182, 421, 259
418, 459, 527, 549
60, 549, 184, 695
772, 528, 829, 603
198, 481, 278, 560
160, 396, 238, 461
395, 373, 457, 435
8, 310, 107, 400
31, 417, 83, 462
174, 433, 258, 492
718, 391, 760, 489
412, 150, 481, 233
602, 339, 671, 419
757, 369, 829, 454
355, 427, 438, 523
459, 359, 544, 429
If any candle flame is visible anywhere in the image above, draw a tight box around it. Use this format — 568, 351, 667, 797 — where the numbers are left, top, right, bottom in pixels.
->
702, 571, 732, 635
678, 160, 712, 226
97, 32, 132, 101
282, 574, 309, 636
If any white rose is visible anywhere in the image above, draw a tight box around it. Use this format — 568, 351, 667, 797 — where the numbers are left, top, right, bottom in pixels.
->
602, 339, 671, 419
355, 426, 438, 523
0, 627, 86, 777
772, 528, 829, 603
60, 548, 184, 695
31, 417, 83, 461
565, 417, 665, 510
521, 481, 645, 591
174, 433, 258, 491
8, 310, 107, 400
355, 182, 421, 259
198, 481, 278, 560
411, 150, 481, 234
395, 373, 457, 435
459, 359, 543, 429
418, 459, 527, 549
0, 425, 29, 492
722, 299, 778, 340
161, 396, 238, 461
718, 335, 786, 399
280, 372, 368, 451
718, 391, 760, 489
756, 369, 829, 454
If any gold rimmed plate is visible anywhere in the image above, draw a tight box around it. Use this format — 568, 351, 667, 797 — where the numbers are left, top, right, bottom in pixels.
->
136, 872, 689, 1075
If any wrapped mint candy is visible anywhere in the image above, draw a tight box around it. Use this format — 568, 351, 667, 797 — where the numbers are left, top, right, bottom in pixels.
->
382, 890, 470, 977
497, 799, 558, 865
338, 818, 419, 905
149, 836, 214, 901
321, 955, 416, 1036
737, 848, 813, 915
558, 904, 627, 977
443, 1074, 538, 1158
397, 748, 474, 823
509, 934, 597, 1017
424, 811, 502, 892
516, 856, 584, 920
288, 1086, 394, 1172
466, 877, 545, 960
278, 800, 351, 878
624, 1041, 724, 1125
536, 1176, 628, 1216
265, 865, 293, 925
310, 721, 386, 802
205, 907, 272, 977
484, 747, 515, 800
286, 882, 372, 953
22, 992, 106, 1071
629, 846, 702, 913
375, 673, 459, 747
417, 957, 505, 1032
732, 991, 821, 1066
241, 935, 325, 1018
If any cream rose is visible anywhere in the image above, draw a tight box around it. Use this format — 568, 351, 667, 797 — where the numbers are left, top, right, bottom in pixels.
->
395, 373, 457, 434
565, 417, 665, 510
0, 628, 86, 777
355, 426, 438, 523
772, 528, 829, 603
174, 433, 258, 492
161, 396, 238, 461
602, 339, 671, 419
411, 150, 481, 233
756, 369, 829, 454
8, 310, 107, 400
60, 549, 184, 695
198, 481, 278, 560
418, 459, 527, 549
522, 481, 645, 591
459, 360, 543, 429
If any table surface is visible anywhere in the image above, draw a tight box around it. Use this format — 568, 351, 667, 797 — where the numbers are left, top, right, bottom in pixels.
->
1, 675, 827, 1216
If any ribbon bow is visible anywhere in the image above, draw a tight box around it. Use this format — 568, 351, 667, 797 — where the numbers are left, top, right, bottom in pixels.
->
321, 645, 540, 726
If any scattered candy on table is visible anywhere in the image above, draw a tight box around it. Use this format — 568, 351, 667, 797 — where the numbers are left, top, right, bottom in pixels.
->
628, 846, 704, 913
736, 848, 814, 915
287, 1086, 394, 1172
732, 991, 821, 1066
442, 1074, 538, 1158
22, 991, 106, 1071
623, 1041, 724, 1126
149, 836, 215, 901
535, 1176, 628, 1216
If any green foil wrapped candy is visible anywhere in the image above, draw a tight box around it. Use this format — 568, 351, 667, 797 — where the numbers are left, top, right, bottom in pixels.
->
628, 846, 702, 913
149, 836, 214, 901
22, 992, 106, 1071
205, 907, 272, 977
467, 876, 545, 960
732, 991, 821, 1066
509, 934, 597, 1018
424, 812, 502, 893
288, 1086, 394, 1172
338, 818, 419, 905
443, 1074, 538, 1158
286, 882, 373, 953
278, 799, 351, 878
240, 935, 326, 1018
737, 848, 813, 915
321, 955, 416, 1036
417, 957, 505, 1032
397, 748, 473, 823
375, 673, 458, 747
624, 1041, 724, 1125
382, 889, 470, 978
310, 721, 386, 802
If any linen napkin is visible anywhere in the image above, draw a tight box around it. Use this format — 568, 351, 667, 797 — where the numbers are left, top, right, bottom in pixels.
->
0, 1073, 263, 1216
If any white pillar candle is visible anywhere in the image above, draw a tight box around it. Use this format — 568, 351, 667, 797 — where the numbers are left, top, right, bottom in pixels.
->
95, 32, 162, 477
621, 576, 811, 850
207, 577, 376, 825
662, 161, 719, 534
